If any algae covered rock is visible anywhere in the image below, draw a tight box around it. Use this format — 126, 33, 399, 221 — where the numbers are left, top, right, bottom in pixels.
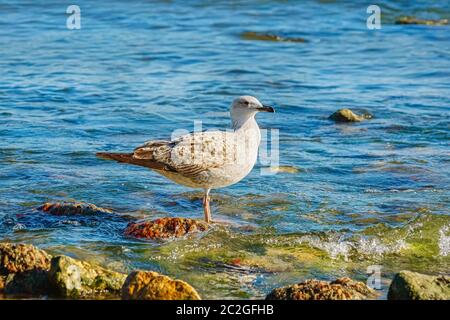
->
266, 277, 376, 300
269, 165, 302, 174
122, 270, 201, 300
388, 270, 450, 300
329, 109, 372, 122
0, 243, 51, 274
124, 217, 208, 239
395, 16, 448, 26
38, 202, 113, 216
48, 255, 127, 297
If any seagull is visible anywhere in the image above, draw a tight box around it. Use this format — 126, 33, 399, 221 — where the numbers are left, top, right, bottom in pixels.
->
96, 96, 275, 223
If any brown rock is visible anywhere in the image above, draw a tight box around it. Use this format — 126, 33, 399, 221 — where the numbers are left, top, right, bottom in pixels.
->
38, 202, 113, 216
0, 243, 51, 274
266, 277, 377, 300
395, 16, 448, 26
0, 276, 5, 291
122, 270, 201, 300
124, 217, 208, 239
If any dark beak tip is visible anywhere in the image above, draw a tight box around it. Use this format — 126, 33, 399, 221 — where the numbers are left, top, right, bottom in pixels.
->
261, 105, 275, 113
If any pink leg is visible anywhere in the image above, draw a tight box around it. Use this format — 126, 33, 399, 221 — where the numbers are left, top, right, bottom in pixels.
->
202, 189, 211, 223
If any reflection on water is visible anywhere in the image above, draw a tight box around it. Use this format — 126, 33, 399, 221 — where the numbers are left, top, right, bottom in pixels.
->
0, 0, 449, 299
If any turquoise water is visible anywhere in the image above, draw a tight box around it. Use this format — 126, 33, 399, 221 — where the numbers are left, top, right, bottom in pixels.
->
0, 0, 449, 299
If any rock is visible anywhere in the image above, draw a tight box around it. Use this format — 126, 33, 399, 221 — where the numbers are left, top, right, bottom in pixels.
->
269, 166, 301, 174
0, 276, 5, 291
124, 217, 209, 239
388, 270, 450, 300
0, 243, 51, 274
122, 270, 201, 300
266, 277, 377, 300
395, 16, 448, 26
38, 202, 113, 216
3, 270, 51, 296
329, 109, 372, 122
48, 255, 127, 297
241, 31, 306, 43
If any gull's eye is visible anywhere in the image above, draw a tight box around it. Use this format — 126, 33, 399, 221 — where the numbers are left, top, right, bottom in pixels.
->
243, 101, 249, 106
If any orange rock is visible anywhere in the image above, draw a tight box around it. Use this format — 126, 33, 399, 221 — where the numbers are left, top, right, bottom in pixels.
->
266, 277, 377, 300
124, 217, 208, 239
122, 270, 200, 300
0, 243, 51, 274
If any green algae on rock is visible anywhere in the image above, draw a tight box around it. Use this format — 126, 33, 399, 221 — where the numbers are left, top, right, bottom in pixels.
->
395, 16, 449, 26
38, 202, 113, 216
240, 31, 306, 43
388, 270, 450, 300
268, 165, 302, 174
266, 277, 377, 300
122, 270, 201, 300
48, 255, 127, 298
329, 109, 372, 122
124, 217, 209, 240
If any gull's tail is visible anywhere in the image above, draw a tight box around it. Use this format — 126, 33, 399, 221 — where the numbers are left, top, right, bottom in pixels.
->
96, 152, 168, 171
96, 152, 135, 163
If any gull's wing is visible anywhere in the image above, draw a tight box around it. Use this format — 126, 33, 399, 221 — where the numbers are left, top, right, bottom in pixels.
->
132, 131, 239, 177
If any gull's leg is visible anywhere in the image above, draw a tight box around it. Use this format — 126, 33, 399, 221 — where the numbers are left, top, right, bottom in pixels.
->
202, 188, 211, 223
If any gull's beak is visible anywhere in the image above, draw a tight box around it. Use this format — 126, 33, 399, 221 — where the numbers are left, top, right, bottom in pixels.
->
257, 105, 275, 113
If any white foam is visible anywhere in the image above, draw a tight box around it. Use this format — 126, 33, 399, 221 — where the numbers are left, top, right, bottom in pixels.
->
438, 225, 450, 257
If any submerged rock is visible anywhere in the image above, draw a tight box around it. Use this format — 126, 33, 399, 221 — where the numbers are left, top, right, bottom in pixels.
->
329, 108, 372, 122
122, 270, 201, 300
269, 166, 301, 174
395, 16, 448, 26
0, 243, 51, 274
38, 202, 113, 216
241, 31, 306, 43
48, 255, 127, 297
266, 277, 376, 300
124, 217, 209, 239
388, 270, 450, 300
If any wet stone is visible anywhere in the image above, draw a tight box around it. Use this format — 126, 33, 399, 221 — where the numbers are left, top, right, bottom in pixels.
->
395, 16, 448, 26
48, 255, 127, 298
266, 277, 377, 300
122, 270, 201, 300
388, 270, 450, 300
0, 243, 51, 274
124, 217, 209, 240
329, 108, 372, 122
240, 31, 306, 43
38, 202, 113, 216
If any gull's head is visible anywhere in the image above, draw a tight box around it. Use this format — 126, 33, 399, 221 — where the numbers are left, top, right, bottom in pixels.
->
230, 96, 274, 125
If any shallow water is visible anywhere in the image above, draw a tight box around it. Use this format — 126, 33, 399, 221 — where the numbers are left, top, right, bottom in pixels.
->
0, 0, 449, 299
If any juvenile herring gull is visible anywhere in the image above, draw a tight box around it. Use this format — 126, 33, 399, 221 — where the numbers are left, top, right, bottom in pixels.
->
97, 96, 275, 223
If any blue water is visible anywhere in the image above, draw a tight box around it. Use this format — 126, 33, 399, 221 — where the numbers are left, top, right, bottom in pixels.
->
0, 0, 449, 299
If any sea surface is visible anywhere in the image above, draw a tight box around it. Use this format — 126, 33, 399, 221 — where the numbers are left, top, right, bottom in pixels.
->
0, 0, 449, 299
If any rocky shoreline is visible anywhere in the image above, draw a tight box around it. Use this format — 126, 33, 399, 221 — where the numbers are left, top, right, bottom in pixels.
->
1, 202, 448, 300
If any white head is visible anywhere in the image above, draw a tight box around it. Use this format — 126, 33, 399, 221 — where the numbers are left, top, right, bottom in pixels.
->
230, 96, 274, 129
